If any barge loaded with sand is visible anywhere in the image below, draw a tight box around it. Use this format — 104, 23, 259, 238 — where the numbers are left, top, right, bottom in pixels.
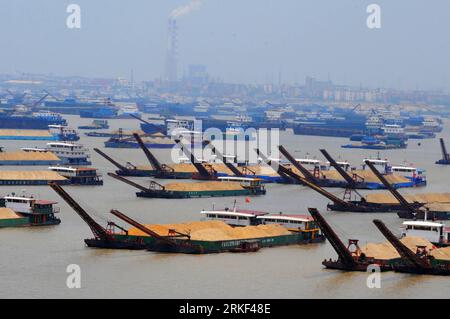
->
0, 150, 61, 166
108, 173, 266, 198
0, 193, 60, 227
48, 166, 103, 185
257, 151, 449, 216
0, 129, 57, 141
23, 142, 92, 166
0, 170, 68, 185
308, 208, 450, 275
49, 182, 323, 253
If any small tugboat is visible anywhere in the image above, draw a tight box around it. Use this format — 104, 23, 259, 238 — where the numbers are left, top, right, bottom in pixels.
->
48, 125, 80, 141
0, 192, 60, 227
48, 166, 103, 185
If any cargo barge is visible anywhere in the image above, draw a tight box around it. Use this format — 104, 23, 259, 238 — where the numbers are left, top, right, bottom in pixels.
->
108, 173, 267, 198
0, 111, 66, 129
0, 171, 68, 185
401, 219, 450, 247
24, 142, 92, 166
268, 146, 420, 189
104, 132, 174, 149
48, 125, 80, 141
0, 150, 61, 166
0, 193, 60, 227
48, 166, 103, 185
78, 120, 109, 130
49, 183, 323, 253
341, 142, 406, 150
293, 115, 367, 138
257, 154, 441, 215
79, 105, 118, 119
309, 208, 450, 275
0, 129, 57, 141
94, 148, 153, 177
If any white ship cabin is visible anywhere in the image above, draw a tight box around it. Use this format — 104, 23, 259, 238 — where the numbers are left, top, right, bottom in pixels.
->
402, 220, 449, 245
295, 158, 328, 171
3, 195, 58, 214
48, 125, 77, 134
422, 118, 440, 128
324, 161, 351, 171
363, 159, 389, 169
390, 165, 425, 178
177, 155, 218, 164
48, 166, 97, 176
46, 142, 89, 158
166, 119, 194, 136
366, 114, 384, 129
200, 209, 266, 226
382, 124, 404, 135
257, 214, 316, 231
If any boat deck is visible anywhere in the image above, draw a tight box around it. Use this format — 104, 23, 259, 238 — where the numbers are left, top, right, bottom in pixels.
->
0, 171, 68, 185
0, 151, 61, 165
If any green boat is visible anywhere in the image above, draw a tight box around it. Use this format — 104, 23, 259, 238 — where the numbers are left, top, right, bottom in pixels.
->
0, 193, 60, 227
108, 173, 267, 199
0, 208, 29, 227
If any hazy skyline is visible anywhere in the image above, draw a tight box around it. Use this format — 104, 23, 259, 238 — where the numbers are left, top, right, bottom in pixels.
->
0, 1, 449, 91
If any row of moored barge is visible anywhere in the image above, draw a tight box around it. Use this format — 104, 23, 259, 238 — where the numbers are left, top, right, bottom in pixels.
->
308, 208, 450, 276
49, 182, 324, 253
0, 167, 102, 186
96, 133, 426, 189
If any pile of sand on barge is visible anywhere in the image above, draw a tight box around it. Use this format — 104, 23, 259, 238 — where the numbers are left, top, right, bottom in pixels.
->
365, 193, 450, 205
0, 151, 60, 162
0, 208, 23, 219
127, 220, 292, 241
320, 170, 410, 184
171, 163, 235, 175
361, 236, 450, 261
0, 171, 66, 181
163, 181, 246, 192
0, 129, 52, 138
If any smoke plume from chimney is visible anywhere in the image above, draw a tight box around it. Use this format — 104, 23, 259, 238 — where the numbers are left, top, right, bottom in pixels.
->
169, 0, 202, 20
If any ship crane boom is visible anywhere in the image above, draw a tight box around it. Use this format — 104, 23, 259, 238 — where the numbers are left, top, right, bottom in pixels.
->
49, 182, 111, 241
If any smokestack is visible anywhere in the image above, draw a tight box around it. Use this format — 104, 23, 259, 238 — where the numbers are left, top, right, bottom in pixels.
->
165, 18, 178, 82
165, 1, 202, 83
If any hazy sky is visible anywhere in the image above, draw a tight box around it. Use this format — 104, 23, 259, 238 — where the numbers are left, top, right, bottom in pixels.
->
0, 0, 449, 91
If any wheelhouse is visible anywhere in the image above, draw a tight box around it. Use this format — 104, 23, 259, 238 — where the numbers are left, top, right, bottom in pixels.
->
402, 220, 449, 244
